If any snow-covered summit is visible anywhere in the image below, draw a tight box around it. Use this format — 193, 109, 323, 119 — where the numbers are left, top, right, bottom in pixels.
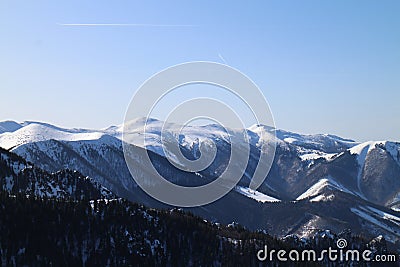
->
0, 121, 108, 150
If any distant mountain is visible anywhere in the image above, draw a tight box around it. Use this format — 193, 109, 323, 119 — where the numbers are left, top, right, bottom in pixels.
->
1, 119, 400, 248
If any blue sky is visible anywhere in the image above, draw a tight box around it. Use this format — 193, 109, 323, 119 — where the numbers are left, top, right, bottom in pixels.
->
1, 1, 399, 141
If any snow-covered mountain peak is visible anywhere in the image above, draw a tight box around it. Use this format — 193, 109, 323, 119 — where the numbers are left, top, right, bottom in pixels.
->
0, 121, 107, 150
248, 124, 275, 132
296, 176, 357, 201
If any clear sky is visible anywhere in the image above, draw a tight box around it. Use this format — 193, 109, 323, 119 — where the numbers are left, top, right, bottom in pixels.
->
1, 0, 399, 141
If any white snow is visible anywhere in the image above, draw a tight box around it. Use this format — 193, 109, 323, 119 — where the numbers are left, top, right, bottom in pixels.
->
247, 124, 282, 148
250, 126, 358, 167
0, 122, 106, 150
283, 137, 297, 144
235, 186, 280, 202
265, 128, 358, 150
297, 179, 330, 200
297, 215, 322, 238
310, 193, 335, 202
299, 152, 336, 161
392, 207, 400, 212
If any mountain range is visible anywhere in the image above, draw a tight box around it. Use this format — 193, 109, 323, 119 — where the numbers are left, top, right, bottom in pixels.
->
4, 144, 395, 265
1, 119, 400, 250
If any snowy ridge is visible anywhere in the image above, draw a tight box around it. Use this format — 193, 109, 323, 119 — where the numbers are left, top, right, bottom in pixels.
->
246, 124, 281, 148
0, 118, 232, 158
296, 176, 357, 201
271, 128, 357, 152
0, 122, 108, 150
309, 193, 335, 202
0, 118, 365, 160
2, 119, 395, 160
235, 186, 280, 202
298, 152, 336, 162
248, 124, 358, 167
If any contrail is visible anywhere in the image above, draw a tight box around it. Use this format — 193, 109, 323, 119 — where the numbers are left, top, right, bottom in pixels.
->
58, 23, 196, 27
218, 53, 228, 64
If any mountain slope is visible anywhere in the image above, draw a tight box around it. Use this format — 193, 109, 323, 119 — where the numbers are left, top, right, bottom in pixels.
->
0, 147, 113, 200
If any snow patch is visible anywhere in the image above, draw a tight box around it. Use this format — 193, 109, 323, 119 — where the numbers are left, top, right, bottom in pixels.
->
235, 186, 280, 202
283, 137, 297, 144
310, 193, 335, 202
299, 152, 336, 162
